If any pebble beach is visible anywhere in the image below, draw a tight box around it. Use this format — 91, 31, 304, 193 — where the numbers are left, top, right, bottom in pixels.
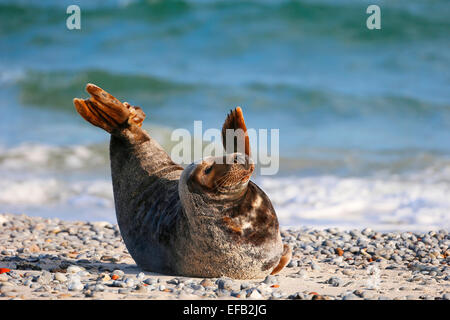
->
0, 213, 448, 300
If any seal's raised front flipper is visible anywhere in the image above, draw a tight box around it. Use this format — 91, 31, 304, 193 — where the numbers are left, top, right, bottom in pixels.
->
270, 244, 292, 275
221, 106, 251, 157
73, 83, 145, 134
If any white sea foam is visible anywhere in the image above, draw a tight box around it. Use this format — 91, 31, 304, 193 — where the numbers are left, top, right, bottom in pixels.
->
0, 68, 25, 85
256, 173, 450, 232
0, 143, 108, 171
0, 178, 113, 207
0, 178, 62, 205
0, 143, 448, 231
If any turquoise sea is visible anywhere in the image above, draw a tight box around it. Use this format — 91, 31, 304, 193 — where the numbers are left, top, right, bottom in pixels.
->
1, 0, 449, 231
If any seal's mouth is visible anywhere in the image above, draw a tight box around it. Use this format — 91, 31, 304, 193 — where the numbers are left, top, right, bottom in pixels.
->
212, 161, 254, 193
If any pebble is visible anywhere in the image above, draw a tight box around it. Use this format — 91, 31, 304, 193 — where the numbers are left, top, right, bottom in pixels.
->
349, 246, 360, 253
247, 288, 262, 299
288, 292, 306, 300
263, 275, 278, 285
144, 278, 158, 285
37, 271, 52, 285
136, 272, 146, 281
66, 266, 83, 274
112, 280, 126, 288
287, 260, 299, 268
118, 288, 130, 294
54, 272, 67, 283
217, 278, 238, 291
135, 284, 148, 293
342, 293, 359, 300
84, 289, 95, 298
342, 269, 353, 276
28, 244, 40, 253
0, 213, 447, 300
240, 282, 250, 290
311, 263, 321, 271
98, 273, 111, 282
215, 289, 230, 298
111, 270, 125, 278
166, 278, 180, 285
296, 270, 308, 279
68, 280, 83, 291
327, 276, 342, 287
200, 279, 214, 288
190, 284, 203, 291
124, 278, 135, 287
77, 270, 90, 277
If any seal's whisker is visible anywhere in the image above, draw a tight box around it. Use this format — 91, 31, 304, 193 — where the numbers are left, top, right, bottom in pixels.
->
213, 174, 235, 191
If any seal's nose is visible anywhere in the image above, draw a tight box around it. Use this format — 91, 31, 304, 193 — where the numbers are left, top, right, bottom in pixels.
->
227, 153, 254, 172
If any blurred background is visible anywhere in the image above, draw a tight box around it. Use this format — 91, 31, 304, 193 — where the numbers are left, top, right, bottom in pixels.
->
0, 0, 449, 231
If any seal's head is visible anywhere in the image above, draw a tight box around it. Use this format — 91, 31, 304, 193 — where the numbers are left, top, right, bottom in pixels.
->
188, 153, 254, 197
179, 107, 254, 203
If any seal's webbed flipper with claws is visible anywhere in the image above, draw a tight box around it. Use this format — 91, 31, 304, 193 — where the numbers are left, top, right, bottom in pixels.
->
221, 106, 251, 157
73, 83, 146, 134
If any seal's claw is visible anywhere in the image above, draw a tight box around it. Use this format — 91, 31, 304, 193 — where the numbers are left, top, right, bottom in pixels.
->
128, 106, 146, 127
270, 244, 292, 275
123, 102, 146, 127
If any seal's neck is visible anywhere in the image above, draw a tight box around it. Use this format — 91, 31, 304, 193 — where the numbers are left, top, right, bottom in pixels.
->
109, 127, 183, 228
182, 184, 249, 220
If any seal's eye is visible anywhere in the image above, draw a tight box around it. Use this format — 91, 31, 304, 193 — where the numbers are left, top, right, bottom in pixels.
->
204, 165, 213, 175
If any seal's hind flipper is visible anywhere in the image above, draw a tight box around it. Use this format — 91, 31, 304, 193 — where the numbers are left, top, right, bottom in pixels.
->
74, 84, 145, 133
221, 107, 251, 156
270, 244, 292, 275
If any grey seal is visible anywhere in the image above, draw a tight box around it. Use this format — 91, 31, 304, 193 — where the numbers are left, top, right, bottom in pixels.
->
73, 84, 291, 279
